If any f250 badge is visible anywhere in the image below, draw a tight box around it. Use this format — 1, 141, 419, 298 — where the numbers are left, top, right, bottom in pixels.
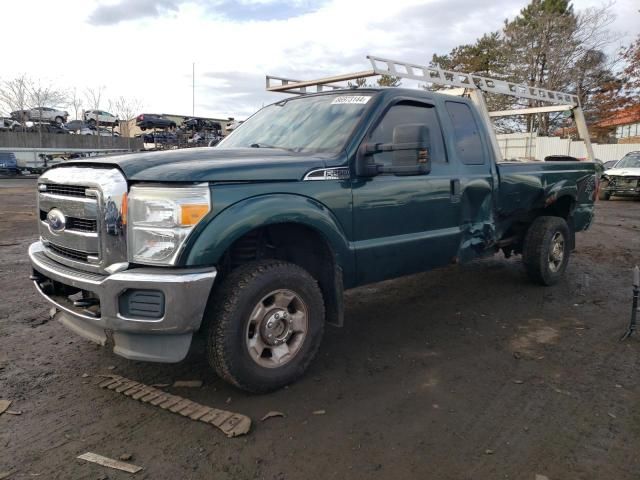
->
47, 208, 66, 233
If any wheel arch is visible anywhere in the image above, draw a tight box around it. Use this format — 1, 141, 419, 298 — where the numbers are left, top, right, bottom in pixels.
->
184, 194, 354, 326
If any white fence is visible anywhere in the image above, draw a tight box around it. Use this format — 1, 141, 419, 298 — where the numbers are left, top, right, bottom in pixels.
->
496, 133, 640, 162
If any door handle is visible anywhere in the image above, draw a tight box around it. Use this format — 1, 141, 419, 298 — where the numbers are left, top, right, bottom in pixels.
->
450, 179, 461, 197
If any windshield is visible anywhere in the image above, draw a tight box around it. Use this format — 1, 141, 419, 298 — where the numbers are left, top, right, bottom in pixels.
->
614, 154, 640, 169
218, 93, 374, 153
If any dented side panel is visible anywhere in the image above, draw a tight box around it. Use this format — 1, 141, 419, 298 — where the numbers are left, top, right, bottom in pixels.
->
496, 162, 597, 234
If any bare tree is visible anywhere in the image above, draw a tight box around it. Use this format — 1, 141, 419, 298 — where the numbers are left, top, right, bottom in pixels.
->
84, 86, 106, 144
29, 80, 68, 117
70, 88, 83, 121
0, 74, 31, 117
109, 96, 143, 137
84, 86, 105, 112
110, 96, 143, 120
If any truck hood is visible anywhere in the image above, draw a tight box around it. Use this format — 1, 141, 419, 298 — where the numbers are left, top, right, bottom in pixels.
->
605, 167, 640, 177
66, 147, 335, 182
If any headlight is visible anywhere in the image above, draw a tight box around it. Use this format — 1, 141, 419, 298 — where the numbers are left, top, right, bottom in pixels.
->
127, 184, 210, 265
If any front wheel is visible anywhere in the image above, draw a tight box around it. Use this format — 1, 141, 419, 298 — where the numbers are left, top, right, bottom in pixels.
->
205, 260, 325, 393
523, 216, 571, 286
598, 180, 611, 200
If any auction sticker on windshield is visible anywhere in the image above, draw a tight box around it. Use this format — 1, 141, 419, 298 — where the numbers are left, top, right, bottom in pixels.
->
331, 96, 372, 105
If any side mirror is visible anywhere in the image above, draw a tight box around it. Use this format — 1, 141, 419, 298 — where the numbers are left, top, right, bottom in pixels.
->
356, 123, 432, 177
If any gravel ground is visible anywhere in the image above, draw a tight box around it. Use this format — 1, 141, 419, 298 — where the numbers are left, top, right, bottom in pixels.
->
1, 177, 639, 480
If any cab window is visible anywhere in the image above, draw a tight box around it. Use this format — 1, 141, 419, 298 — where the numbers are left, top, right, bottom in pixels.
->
445, 101, 485, 165
369, 102, 446, 167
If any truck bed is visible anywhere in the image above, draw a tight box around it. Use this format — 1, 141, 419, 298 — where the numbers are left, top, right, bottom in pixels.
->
496, 160, 597, 233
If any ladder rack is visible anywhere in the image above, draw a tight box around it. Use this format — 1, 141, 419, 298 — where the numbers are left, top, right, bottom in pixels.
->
267, 55, 580, 107
265, 55, 594, 161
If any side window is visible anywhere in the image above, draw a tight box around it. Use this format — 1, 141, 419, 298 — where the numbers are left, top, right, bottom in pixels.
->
369, 103, 446, 167
445, 101, 485, 165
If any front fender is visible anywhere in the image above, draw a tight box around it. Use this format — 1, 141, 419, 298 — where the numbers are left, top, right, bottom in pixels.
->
182, 193, 354, 279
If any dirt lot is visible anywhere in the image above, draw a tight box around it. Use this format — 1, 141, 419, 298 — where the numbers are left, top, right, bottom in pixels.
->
1, 177, 639, 480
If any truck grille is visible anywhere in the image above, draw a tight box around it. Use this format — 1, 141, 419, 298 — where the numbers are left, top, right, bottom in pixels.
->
47, 242, 95, 263
41, 183, 88, 197
39, 210, 97, 233
37, 166, 128, 274
68, 217, 98, 232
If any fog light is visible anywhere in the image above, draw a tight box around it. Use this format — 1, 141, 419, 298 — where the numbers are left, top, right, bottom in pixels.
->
118, 289, 165, 320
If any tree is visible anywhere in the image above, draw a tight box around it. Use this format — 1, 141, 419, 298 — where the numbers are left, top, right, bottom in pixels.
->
70, 88, 83, 121
0, 74, 31, 116
377, 74, 402, 87
109, 96, 143, 137
109, 96, 143, 121
428, 32, 513, 130
431, 0, 620, 135
84, 86, 105, 112
347, 74, 402, 88
29, 80, 68, 114
501, 0, 618, 134
622, 34, 640, 98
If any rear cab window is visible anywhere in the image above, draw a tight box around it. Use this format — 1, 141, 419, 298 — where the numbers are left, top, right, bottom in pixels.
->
445, 101, 485, 165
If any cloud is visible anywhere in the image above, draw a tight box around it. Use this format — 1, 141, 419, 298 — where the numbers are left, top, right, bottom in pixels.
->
88, 0, 325, 25
88, 0, 185, 25
210, 0, 326, 21
199, 71, 289, 117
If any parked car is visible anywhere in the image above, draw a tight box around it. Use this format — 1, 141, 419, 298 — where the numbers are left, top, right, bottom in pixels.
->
0, 152, 19, 175
64, 120, 87, 132
11, 107, 68, 124
136, 114, 176, 131
26, 123, 70, 134
183, 117, 222, 132
142, 131, 176, 144
83, 110, 118, 126
599, 151, 640, 200
0, 117, 21, 131
80, 127, 119, 137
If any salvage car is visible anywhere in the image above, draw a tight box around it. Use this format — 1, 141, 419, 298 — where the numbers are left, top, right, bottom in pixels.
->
599, 152, 640, 200
28, 57, 598, 393
136, 113, 176, 131
11, 107, 68, 124
0, 117, 21, 131
83, 110, 118, 126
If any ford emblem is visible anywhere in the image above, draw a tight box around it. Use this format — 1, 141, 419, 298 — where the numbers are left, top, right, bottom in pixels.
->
47, 208, 66, 233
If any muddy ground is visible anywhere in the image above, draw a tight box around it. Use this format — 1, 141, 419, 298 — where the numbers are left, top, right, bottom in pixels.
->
1, 177, 639, 480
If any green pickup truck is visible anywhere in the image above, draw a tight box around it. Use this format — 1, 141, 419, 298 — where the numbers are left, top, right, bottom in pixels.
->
29, 86, 597, 392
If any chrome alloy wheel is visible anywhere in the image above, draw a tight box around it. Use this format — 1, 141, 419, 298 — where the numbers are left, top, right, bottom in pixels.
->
245, 289, 308, 368
548, 231, 565, 273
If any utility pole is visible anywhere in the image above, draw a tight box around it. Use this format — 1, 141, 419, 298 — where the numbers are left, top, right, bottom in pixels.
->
192, 62, 195, 117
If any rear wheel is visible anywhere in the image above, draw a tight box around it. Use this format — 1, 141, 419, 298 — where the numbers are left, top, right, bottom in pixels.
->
523, 216, 571, 286
205, 260, 325, 393
54, 116, 64, 125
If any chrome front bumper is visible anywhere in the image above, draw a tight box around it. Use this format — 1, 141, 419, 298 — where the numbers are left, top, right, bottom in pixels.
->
29, 241, 217, 363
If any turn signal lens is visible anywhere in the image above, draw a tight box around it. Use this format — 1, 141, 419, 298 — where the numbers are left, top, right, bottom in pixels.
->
180, 204, 209, 226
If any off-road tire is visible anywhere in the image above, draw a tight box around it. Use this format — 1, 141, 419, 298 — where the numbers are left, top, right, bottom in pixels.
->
205, 260, 325, 393
598, 180, 611, 200
523, 216, 571, 286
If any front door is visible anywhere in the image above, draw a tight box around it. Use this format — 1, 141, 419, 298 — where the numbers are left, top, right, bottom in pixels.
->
352, 100, 462, 285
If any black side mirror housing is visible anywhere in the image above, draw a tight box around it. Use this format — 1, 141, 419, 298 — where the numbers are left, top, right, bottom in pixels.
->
356, 123, 432, 177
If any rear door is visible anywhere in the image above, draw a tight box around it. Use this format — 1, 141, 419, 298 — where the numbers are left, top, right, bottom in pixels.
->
352, 99, 462, 285
442, 100, 495, 261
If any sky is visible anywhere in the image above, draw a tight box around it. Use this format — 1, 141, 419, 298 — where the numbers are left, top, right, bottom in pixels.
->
2, 0, 638, 120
